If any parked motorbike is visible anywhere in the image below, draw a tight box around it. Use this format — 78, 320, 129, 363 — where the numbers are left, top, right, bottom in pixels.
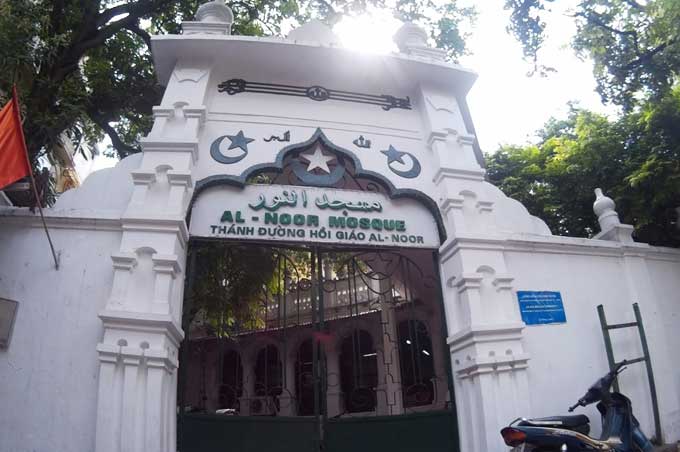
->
500, 360, 654, 451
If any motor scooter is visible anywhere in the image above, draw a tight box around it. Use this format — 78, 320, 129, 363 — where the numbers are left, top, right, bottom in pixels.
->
500, 360, 655, 451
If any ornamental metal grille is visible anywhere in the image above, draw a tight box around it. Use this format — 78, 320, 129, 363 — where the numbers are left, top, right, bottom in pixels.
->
178, 242, 457, 452
218, 79, 412, 111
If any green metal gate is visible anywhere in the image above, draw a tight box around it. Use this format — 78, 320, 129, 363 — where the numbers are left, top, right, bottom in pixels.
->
178, 241, 459, 452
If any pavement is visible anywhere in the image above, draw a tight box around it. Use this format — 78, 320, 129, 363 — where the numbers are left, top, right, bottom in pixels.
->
655, 444, 679, 451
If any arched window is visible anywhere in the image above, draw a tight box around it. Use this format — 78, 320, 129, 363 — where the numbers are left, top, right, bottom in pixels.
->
339, 329, 377, 413
295, 339, 315, 416
398, 319, 435, 407
219, 350, 243, 409
255, 344, 283, 397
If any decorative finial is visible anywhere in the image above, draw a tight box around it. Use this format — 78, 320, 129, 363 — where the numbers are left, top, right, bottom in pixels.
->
593, 188, 620, 231
196, 0, 233, 23
393, 22, 446, 61
182, 0, 233, 35
287, 20, 341, 46
394, 23, 428, 52
593, 188, 634, 243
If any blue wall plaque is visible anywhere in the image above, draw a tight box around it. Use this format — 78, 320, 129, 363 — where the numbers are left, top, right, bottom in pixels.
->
517, 291, 567, 325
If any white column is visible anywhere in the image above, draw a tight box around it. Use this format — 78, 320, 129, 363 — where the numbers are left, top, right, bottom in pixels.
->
121, 352, 141, 452
325, 344, 342, 417
145, 358, 166, 452
439, 245, 531, 452
95, 345, 123, 452
279, 354, 297, 416
93, 37, 209, 451
240, 357, 255, 415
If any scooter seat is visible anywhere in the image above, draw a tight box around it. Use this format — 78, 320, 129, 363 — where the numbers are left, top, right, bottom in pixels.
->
520, 414, 590, 428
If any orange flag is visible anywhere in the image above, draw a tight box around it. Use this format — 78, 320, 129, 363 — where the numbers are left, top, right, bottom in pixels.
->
0, 86, 31, 190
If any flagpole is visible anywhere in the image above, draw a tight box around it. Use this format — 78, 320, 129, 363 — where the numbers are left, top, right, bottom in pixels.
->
12, 86, 59, 270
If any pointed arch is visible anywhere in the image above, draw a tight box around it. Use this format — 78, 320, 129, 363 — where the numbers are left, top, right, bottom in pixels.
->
190, 128, 447, 243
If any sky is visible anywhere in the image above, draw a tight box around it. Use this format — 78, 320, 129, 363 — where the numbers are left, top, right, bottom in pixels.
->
76, 0, 616, 180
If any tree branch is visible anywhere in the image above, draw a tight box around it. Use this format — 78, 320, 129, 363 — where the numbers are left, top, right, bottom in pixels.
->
53, 0, 171, 82
97, 3, 132, 27
125, 21, 152, 48
622, 0, 645, 11
575, 11, 641, 55
49, 0, 67, 34
87, 111, 140, 157
576, 11, 638, 39
619, 39, 678, 71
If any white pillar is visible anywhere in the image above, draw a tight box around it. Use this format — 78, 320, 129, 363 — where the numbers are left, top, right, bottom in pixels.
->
412, 78, 533, 451
279, 353, 297, 416
240, 357, 255, 416
325, 343, 342, 417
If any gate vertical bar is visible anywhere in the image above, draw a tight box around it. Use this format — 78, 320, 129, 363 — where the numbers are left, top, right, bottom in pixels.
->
310, 248, 321, 451
633, 303, 662, 443
317, 250, 328, 433
597, 304, 620, 392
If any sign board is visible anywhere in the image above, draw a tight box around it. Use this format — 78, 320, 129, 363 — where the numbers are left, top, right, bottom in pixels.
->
517, 291, 566, 325
190, 184, 440, 248
0, 298, 18, 349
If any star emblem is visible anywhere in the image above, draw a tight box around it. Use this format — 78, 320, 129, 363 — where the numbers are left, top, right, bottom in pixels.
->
300, 145, 336, 174
226, 130, 254, 152
381, 145, 406, 165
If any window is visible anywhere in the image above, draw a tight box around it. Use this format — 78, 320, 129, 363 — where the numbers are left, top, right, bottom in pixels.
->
398, 319, 435, 407
339, 329, 377, 413
255, 344, 283, 397
295, 339, 316, 415
219, 350, 243, 409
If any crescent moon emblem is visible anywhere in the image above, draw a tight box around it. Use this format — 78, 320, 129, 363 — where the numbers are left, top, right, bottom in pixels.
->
210, 135, 248, 164
388, 152, 421, 179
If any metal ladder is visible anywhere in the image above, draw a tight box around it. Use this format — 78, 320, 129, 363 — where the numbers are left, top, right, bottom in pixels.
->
597, 303, 662, 443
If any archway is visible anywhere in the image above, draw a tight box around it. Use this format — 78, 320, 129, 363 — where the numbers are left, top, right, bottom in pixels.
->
178, 130, 458, 452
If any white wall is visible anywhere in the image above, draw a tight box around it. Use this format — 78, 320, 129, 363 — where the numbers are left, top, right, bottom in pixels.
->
0, 155, 138, 452
503, 237, 680, 442
0, 223, 121, 452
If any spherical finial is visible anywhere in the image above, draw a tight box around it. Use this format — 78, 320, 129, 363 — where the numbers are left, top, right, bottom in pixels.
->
195, 0, 233, 24
393, 22, 429, 53
393, 22, 446, 61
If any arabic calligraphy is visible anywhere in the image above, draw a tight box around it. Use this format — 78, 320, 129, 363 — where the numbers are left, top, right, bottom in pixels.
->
248, 190, 382, 213
249, 190, 307, 212
263, 131, 291, 143
315, 194, 382, 212
352, 135, 371, 149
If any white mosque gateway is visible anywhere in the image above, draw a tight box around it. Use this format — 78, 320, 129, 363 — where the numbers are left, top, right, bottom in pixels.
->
1, 2, 680, 452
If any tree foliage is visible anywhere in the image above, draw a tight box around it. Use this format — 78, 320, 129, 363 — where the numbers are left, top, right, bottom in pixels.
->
486, 88, 680, 247
184, 243, 278, 335
506, 0, 680, 109
0, 0, 475, 205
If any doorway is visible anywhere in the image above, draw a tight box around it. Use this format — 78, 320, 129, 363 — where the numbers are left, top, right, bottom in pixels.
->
177, 241, 458, 452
